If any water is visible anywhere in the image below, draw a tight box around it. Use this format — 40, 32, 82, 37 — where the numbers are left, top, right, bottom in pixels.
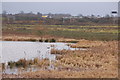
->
1, 41, 86, 63
1, 41, 86, 74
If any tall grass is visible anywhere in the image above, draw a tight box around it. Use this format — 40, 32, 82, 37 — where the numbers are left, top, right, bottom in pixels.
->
6, 58, 50, 69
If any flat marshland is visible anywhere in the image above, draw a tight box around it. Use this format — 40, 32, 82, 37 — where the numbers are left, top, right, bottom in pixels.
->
1, 23, 119, 78
2, 24, 118, 41
2, 40, 118, 78
1, 2, 119, 78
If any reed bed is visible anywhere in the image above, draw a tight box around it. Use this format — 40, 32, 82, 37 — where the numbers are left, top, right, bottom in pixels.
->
51, 49, 75, 55
4, 58, 50, 69
3, 37, 56, 43
54, 41, 118, 72
68, 40, 106, 48
2, 40, 118, 78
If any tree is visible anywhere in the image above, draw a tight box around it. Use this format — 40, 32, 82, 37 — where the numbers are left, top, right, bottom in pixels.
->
2, 10, 7, 15
20, 11, 24, 14
37, 12, 42, 17
91, 14, 95, 18
97, 15, 101, 18
105, 14, 110, 18
29, 11, 33, 14
78, 14, 83, 17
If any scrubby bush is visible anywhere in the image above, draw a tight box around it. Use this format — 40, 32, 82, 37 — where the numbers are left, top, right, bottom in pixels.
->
39, 39, 43, 42
15, 59, 28, 68
45, 39, 49, 42
50, 38, 56, 42
8, 61, 16, 68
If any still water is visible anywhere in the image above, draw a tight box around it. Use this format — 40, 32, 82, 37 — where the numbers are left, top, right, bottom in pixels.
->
2, 41, 86, 63
1, 41, 86, 74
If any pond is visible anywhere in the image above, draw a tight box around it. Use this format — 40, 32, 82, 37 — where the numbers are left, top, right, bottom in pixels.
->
1, 41, 87, 74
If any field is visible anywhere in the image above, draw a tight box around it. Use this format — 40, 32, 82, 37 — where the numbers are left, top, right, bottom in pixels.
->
2, 24, 118, 41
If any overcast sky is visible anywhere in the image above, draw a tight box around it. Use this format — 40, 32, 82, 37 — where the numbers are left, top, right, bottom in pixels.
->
2, 2, 118, 16
1, 0, 119, 2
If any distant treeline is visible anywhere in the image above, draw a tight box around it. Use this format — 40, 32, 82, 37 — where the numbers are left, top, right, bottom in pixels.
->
2, 11, 118, 26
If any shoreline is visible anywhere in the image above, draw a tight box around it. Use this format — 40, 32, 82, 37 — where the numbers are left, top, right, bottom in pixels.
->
2, 35, 81, 43
1, 40, 118, 78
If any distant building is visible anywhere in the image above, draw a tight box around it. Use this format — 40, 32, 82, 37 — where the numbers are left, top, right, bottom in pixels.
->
42, 15, 48, 18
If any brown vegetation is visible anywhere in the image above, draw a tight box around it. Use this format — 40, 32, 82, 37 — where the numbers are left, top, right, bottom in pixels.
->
2, 40, 118, 78
53, 40, 118, 78
69, 40, 105, 48
51, 49, 74, 55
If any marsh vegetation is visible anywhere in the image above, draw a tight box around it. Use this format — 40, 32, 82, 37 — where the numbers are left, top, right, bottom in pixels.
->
2, 40, 118, 78
2, 24, 118, 41
2, 12, 118, 78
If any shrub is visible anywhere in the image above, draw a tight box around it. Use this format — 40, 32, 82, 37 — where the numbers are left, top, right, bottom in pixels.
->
50, 39, 56, 42
8, 61, 16, 68
45, 39, 49, 42
28, 39, 37, 42
39, 39, 43, 42
15, 59, 28, 68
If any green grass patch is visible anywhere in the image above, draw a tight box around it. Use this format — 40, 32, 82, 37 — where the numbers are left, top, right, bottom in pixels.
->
3, 24, 118, 41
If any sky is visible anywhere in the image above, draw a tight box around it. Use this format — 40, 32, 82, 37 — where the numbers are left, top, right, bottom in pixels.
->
2, 2, 118, 16
1, 0, 119, 2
